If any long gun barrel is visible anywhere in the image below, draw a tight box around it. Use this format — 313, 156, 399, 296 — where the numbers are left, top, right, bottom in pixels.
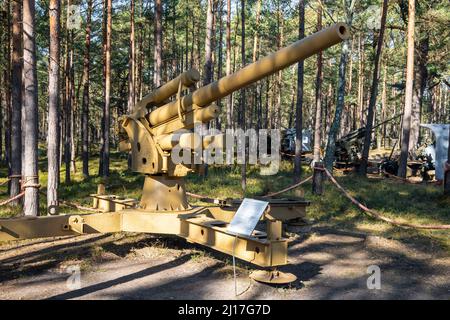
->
121, 22, 350, 178
148, 23, 350, 126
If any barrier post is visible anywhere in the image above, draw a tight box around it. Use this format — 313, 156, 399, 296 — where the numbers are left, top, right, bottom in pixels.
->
313, 162, 324, 195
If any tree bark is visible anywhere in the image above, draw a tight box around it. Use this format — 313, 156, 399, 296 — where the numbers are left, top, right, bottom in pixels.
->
398, 0, 415, 178
127, 0, 135, 113
216, 0, 224, 129
47, 0, 61, 214
10, 0, 22, 205
294, 0, 305, 183
64, 19, 73, 184
357, 34, 365, 128
203, 0, 214, 86
324, 0, 357, 171
2, 0, 11, 169
153, 0, 162, 88
240, 0, 246, 192
359, 0, 388, 175
410, 35, 429, 151
275, 0, 283, 130
102, 0, 112, 178
225, 0, 232, 129
313, 5, 323, 164
22, 0, 39, 216
81, 0, 92, 178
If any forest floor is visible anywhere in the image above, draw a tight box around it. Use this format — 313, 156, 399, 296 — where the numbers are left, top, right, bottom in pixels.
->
0, 152, 449, 299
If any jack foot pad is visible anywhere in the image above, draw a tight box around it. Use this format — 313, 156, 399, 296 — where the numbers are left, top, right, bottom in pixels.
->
250, 270, 297, 285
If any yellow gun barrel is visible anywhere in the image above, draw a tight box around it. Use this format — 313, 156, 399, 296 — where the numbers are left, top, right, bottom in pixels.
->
132, 69, 201, 119
148, 23, 350, 126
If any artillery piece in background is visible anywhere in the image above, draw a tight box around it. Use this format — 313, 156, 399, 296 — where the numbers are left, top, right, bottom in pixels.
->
334, 115, 402, 167
0, 23, 350, 284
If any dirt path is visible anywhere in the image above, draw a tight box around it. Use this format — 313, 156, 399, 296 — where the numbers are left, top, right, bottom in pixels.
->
0, 227, 448, 300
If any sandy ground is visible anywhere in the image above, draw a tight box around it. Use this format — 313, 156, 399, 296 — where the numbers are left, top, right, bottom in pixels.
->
0, 226, 449, 300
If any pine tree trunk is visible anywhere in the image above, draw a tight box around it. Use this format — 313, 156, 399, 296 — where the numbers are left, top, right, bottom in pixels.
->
323, 1, 356, 171
47, 0, 61, 214
102, 0, 112, 178
81, 0, 92, 178
381, 61, 387, 147
10, 0, 22, 205
359, 0, 388, 175
240, 0, 246, 192
153, 0, 162, 88
2, 0, 11, 169
203, 0, 214, 86
70, 43, 76, 174
313, 5, 323, 164
127, 0, 135, 113
410, 35, 429, 151
398, 0, 415, 178
22, 0, 39, 216
294, 0, 305, 183
216, 0, 224, 129
275, 1, 283, 130
64, 24, 72, 184
357, 34, 365, 128
225, 0, 232, 129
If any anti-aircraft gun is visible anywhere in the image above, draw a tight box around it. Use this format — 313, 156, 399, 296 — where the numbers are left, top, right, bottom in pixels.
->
335, 115, 402, 165
0, 23, 350, 284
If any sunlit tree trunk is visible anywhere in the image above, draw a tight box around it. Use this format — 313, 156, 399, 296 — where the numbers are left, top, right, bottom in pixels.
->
216, 0, 224, 129
22, 0, 39, 216
203, 0, 214, 86
47, 0, 61, 214
225, 0, 232, 129
398, 0, 415, 178
313, 5, 323, 164
240, 0, 246, 192
275, 0, 283, 130
102, 0, 112, 178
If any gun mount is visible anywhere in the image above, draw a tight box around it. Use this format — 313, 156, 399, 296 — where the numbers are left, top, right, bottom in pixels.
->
0, 23, 350, 284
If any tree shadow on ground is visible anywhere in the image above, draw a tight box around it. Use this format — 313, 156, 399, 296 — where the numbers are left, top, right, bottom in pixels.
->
46, 253, 193, 300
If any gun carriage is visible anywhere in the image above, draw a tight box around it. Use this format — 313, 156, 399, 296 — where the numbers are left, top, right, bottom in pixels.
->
0, 23, 350, 284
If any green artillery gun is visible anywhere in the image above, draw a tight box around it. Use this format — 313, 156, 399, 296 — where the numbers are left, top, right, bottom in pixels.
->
335, 115, 402, 165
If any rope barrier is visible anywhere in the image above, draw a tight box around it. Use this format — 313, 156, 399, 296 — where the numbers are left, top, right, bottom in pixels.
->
261, 175, 313, 198
0, 175, 22, 187
0, 179, 10, 187
37, 190, 101, 213
0, 175, 41, 207
187, 175, 313, 203
0, 191, 25, 206
323, 168, 450, 230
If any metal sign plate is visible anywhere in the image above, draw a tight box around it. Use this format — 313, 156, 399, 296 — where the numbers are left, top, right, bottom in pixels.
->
227, 198, 269, 237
